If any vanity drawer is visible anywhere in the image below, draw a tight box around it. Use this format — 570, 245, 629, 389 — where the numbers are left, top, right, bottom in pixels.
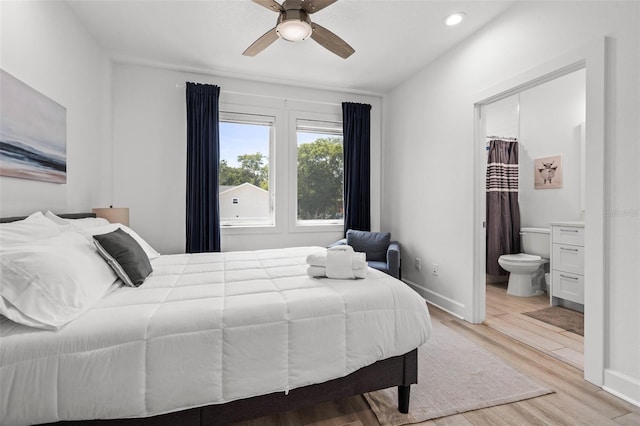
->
552, 244, 585, 274
552, 226, 584, 246
552, 270, 584, 304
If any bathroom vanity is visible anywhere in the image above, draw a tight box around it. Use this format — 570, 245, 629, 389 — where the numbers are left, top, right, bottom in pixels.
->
549, 222, 585, 311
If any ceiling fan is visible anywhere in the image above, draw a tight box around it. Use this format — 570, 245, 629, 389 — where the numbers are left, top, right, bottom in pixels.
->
243, 0, 355, 59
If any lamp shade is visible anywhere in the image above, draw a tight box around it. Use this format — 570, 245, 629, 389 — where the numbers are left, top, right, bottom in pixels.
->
277, 19, 312, 41
276, 9, 312, 42
92, 207, 130, 226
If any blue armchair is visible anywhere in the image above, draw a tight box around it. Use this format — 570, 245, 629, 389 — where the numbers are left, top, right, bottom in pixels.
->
329, 229, 401, 279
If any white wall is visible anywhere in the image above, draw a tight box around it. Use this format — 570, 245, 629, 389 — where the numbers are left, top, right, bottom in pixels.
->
484, 70, 586, 229
0, 0, 111, 216
383, 1, 639, 403
111, 63, 382, 254
484, 95, 519, 140
519, 69, 586, 227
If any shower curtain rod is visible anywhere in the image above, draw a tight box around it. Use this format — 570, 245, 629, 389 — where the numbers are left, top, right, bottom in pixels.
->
486, 136, 518, 141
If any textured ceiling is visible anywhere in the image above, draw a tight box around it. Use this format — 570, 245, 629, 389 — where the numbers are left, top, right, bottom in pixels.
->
67, 0, 514, 94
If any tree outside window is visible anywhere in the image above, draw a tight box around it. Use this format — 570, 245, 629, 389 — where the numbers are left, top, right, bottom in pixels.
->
296, 120, 344, 224
219, 115, 273, 226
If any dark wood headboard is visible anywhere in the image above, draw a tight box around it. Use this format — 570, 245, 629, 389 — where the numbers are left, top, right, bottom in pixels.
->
0, 213, 96, 224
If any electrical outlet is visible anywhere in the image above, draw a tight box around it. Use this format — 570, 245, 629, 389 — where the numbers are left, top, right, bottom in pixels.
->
415, 257, 422, 270
432, 263, 439, 276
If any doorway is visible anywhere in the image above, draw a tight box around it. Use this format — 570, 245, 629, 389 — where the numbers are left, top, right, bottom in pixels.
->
471, 39, 606, 386
481, 69, 586, 370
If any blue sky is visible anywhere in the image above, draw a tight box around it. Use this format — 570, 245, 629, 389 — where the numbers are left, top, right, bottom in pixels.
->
219, 122, 268, 167
219, 121, 333, 167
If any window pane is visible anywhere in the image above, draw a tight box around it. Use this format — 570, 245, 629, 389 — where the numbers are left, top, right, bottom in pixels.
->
219, 117, 273, 226
296, 123, 344, 224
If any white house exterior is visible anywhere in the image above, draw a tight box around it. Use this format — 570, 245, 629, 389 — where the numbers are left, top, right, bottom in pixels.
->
219, 183, 270, 226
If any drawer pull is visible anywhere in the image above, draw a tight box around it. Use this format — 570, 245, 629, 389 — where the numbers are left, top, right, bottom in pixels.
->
560, 247, 579, 252
560, 274, 579, 280
560, 228, 579, 232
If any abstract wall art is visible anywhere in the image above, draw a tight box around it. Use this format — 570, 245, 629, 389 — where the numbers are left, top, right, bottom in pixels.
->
0, 69, 67, 183
534, 154, 562, 189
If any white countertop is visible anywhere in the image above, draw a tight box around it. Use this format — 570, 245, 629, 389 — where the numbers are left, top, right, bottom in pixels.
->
549, 221, 585, 227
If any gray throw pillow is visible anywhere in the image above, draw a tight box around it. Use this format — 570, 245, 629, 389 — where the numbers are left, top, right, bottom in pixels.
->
93, 228, 152, 287
346, 230, 390, 262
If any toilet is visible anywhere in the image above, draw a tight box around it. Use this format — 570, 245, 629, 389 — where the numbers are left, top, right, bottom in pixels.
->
497, 227, 550, 297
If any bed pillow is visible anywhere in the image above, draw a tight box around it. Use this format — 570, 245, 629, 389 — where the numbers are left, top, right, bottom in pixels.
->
346, 230, 391, 262
0, 231, 118, 330
45, 211, 110, 229
93, 228, 153, 287
0, 211, 65, 246
75, 224, 160, 260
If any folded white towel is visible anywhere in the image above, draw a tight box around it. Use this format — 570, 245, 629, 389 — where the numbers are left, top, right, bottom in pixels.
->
350, 252, 367, 271
327, 246, 367, 270
327, 245, 354, 254
306, 252, 326, 267
306, 265, 367, 279
326, 246, 354, 279
307, 265, 327, 277
305, 246, 368, 279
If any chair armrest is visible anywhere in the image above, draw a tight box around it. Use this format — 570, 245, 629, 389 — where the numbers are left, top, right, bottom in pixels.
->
327, 238, 347, 248
387, 241, 401, 279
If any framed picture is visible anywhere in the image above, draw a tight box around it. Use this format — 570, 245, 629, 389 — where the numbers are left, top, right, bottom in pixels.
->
534, 155, 562, 189
0, 69, 67, 183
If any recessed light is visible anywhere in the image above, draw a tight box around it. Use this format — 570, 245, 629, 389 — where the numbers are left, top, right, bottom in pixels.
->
445, 12, 466, 26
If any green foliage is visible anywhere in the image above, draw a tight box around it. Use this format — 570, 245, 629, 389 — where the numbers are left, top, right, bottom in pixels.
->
220, 152, 269, 190
297, 137, 343, 220
219, 137, 344, 221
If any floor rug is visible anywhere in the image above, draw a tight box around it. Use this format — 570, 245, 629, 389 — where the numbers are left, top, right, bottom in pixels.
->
522, 306, 584, 336
364, 320, 553, 425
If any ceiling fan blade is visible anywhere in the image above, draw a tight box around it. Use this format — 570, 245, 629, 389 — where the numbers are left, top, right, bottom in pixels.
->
302, 0, 337, 14
251, 0, 283, 13
243, 27, 279, 56
310, 22, 354, 59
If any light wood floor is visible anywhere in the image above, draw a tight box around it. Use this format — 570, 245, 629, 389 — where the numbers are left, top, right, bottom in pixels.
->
485, 282, 584, 371
234, 301, 640, 426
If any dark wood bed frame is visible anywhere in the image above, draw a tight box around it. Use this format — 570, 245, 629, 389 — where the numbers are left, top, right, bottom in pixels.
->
3, 213, 419, 425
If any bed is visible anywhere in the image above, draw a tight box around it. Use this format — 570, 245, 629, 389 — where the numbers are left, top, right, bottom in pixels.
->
0, 213, 431, 425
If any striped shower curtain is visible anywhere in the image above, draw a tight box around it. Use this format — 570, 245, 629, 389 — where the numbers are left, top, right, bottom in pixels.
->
486, 139, 521, 275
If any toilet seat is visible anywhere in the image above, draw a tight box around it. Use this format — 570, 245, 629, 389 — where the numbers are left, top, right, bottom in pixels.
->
499, 253, 545, 263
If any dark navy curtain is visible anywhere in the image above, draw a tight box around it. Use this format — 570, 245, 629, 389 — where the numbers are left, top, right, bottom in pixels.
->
342, 102, 371, 234
185, 82, 221, 253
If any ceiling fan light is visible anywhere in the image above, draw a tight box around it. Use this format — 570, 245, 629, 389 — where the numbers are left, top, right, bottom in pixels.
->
276, 19, 312, 42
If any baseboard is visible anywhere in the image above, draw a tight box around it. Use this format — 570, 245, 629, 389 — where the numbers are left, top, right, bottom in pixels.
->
603, 369, 640, 408
403, 279, 466, 319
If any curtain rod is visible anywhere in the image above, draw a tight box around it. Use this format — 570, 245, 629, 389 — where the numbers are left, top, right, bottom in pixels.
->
175, 83, 342, 107
486, 136, 518, 141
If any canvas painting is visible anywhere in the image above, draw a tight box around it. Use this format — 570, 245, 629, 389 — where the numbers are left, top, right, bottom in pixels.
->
0, 69, 67, 183
534, 155, 562, 189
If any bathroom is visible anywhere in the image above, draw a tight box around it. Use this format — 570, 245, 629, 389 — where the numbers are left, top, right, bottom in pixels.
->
484, 68, 586, 311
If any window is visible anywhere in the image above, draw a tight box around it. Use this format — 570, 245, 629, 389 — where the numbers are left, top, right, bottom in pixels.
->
296, 119, 344, 225
219, 112, 274, 227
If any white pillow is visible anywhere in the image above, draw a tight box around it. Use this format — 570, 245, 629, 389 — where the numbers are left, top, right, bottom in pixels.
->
45, 211, 110, 229
0, 211, 65, 246
77, 224, 161, 260
0, 231, 118, 330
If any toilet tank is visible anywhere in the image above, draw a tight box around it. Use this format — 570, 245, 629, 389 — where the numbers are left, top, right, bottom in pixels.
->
520, 227, 550, 258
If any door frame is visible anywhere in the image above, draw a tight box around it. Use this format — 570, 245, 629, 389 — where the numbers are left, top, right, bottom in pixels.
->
471, 38, 606, 386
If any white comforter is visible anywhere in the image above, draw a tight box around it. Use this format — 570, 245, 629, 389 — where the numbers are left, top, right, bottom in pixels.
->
0, 247, 431, 425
